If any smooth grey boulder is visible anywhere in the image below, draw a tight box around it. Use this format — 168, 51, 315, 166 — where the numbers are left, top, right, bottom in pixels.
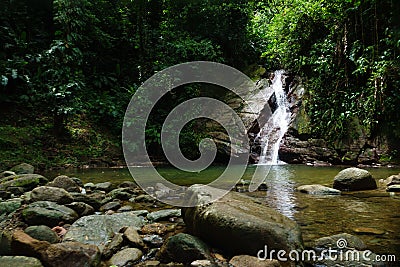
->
22, 201, 78, 227
297, 184, 341, 195
30, 186, 73, 205
182, 185, 303, 255
63, 212, 145, 250
333, 168, 377, 191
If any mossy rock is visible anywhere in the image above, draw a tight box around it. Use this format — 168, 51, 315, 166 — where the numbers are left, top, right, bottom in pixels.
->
0, 174, 48, 191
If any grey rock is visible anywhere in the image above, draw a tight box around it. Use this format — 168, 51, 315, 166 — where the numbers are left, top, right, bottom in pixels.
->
0, 174, 48, 191
133, 194, 155, 203
69, 192, 102, 210
24, 225, 59, 244
182, 185, 303, 255
0, 171, 16, 178
22, 201, 78, 227
117, 205, 134, 213
143, 235, 163, 247
0, 256, 43, 267
157, 233, 211, 264
65, 202, 95, 216
0, 199, 22, 215
107, 188, 133, 200
387, 185, 400, 192
384, 174, 400, 186
297, 184, 341, 195
6, 186, 25, 196
63, 212, 145, 250
47, 176, 81, 193
147, 209, 181, 222
84, 183, 95, 188
31, 186, 73, 205
102, 233, 124, 259
100, 201, 121, 212
108, 248, 143, 266
94, 182, 114, 192
333, 168, 377, 191
10, 163, 34, 175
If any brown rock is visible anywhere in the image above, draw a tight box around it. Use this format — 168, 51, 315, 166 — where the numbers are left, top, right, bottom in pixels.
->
123, 227, 144, 247
229, 255, 281, 267
11, 231, 50, 258
141, 223, 169, 235
47, 176, 81, 193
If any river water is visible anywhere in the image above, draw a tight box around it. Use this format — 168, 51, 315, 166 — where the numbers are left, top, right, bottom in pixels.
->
46, 165, 400, 257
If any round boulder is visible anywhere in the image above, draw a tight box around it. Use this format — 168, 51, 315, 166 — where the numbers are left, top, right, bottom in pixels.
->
24, 225, 59, 244
333, 168, 377, 191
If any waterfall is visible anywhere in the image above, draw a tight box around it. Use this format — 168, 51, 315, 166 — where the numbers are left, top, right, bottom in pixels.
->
257, 70, 291, 165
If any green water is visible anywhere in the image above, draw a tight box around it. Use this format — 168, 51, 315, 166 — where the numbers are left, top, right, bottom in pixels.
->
46, 165, 400, 257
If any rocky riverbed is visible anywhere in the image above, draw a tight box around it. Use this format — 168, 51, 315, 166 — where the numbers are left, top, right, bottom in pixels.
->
0, 163, 398, 266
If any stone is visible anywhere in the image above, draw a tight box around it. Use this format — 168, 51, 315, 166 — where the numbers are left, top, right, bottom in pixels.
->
0, 171, 16, 178
22, 201, 79, 227
143, 235, 163, 247
0, 174, 48, 191
107, 188, 133, 200
183, 185, 303, 255
0, 230, 13, 256
24, 225, 59, 244
157, 233, 211, 264
191, 259, 213, 266
141, 223, 169, 235
384, 174, 400, 186
0, 190, 11, 199
123, 226, 144, 247
117, 205, 134, 212
84, 183, 95, 189
0, 256, 43, 267
6, 186, 25, 196
143, 260, 161, 266
69, 192, 102, 210
94, 182, 114, 192
353, 227, 385, 235
99, 201, 121, 212
65, 202, 95, 216
70, 177, 83, 187
147, 209, 181, 222
108, 248, 143, 267
0, 199, 22, 215
63, 212, 145, 249
297, 184, 341, 195
134, 194, 155, 203
387, 185, 400, 192
11, 230, 50, 258
41, 242, 100, 267
102, 233, 124, 259
333, 168, 377, 191
314, 233, 367, 251
10, 163, 34, 175
229, 255, 281, 267
119, 181, 138, 189
47, 176, 81, 193
31, 186, 73, 205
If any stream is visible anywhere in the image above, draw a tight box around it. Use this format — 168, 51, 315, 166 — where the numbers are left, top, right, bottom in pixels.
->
46, 164, 400, 258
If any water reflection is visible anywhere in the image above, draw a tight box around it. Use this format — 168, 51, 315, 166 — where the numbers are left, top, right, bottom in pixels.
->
262, 165, 297, 219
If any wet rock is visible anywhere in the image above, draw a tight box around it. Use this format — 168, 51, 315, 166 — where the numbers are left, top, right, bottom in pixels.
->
141, 223, 169, 235
41, 242, 100, 267
24, 225, 59, 244
94, 182, 114, 192
333, 168, 377, 191
147, 209, 181, 222
47, 176, 81, 193
10, 163, 34, 175
100, 201, 121, 212
22, 201, 79, 227
314, 233, 367, 251
353, 227, 385, 235
0, 256, 43, 267
183, 185, 303, 255
31, 186, 73, 205
0, 174, 48, 192
108, 248, 143, 267
143, 235, 164, 247
11, 230, 50, 258
123, 226, 144, 247
157, 233, 211, 264
63, 212, 144, 249
387, 185, 400, 192
0, 199, 22, 215
102, 233, 124, 259
229, 255, 281, 267
65, 202, 95, 216
297, 184, 341, 195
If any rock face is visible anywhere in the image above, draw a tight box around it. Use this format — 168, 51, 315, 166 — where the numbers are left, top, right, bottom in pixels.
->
157, 233, 211, 264
47, 176, 81, 193
182, 185, 303, 256
0, 174, 48, 191
41, 242, 100, 267
22, 201, 79, 227
333, 168, 377, 191
63, 212, 145, 249
31, 186, 73, 204
297, 184, 341, 195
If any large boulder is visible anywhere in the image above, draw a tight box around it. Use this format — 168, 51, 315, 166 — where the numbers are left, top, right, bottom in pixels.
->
22, 201, 79, 227
63, 212, 145, 250
0, 174, 48, 192
46, 176, 81, 193
10, 163, 35, 175
31, 186, 73, 205
11, 230, 50, 259
182, 185, 303, 256
41, 242, 100, 267
157, 233, 211, 264
333, 168, 377, 191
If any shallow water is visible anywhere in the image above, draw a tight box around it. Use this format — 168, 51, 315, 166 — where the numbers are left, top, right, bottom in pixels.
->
46, 164, 400, 258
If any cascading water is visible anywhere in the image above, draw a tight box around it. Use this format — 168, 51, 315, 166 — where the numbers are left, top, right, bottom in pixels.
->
257, 70, 291, 165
